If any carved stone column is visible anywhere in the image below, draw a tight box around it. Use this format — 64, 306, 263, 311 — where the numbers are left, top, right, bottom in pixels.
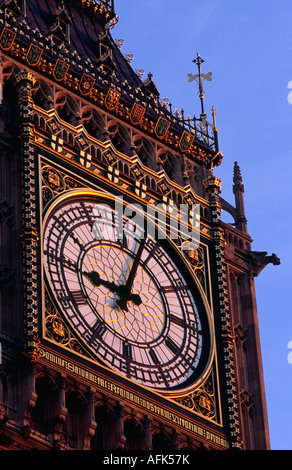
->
16, 69, 40, 362
114, 402, 126, 450
204, 172, 242, 449
53, 374, 67, 445
83, 389, 97, 450
144, 417, 153, 450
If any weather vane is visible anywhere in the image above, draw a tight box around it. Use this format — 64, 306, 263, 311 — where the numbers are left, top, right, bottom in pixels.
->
188, 53, 212, 116
187, 53, 220, 157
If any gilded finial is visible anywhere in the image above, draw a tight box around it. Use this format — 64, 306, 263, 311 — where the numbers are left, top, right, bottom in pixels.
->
115, 37, 124, 50
125, 52, 134, 64
135, 67, 145, 79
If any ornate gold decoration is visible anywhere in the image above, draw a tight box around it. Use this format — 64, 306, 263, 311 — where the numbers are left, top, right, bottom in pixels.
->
104, 87, 121, 110
154, 117, 170, 138
125, 51, 134, 64
41, 164, 82, 208
0, 27, 16, 50
173, 371, 217, 421
135, 67, 145, 79
115, 37, 124, 50
185, 245, 206, 292
44, 292, 90, 357
179, 131, 194, 152
130, 102, 145, 125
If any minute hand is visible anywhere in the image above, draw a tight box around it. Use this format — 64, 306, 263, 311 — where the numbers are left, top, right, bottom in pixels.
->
124, 237, 146, 293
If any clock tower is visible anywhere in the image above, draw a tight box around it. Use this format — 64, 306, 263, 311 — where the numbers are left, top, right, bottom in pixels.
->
0, 0, 279, 451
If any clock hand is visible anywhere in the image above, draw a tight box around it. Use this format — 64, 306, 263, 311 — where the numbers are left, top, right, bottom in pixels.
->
115, 290, 142, 312
83, 271, 121, 309
83, 271, 102, 287
83, 271, 121, 293
83, 271, 142, 311
123, 237, 146, 294
83, 237, 146, 310
116, 238, 139, 286
114, 238, 146, 310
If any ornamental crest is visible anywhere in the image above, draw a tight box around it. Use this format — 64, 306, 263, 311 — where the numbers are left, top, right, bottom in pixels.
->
79, 73, 95, 95
78, 150, 92, 169
154, 116, 170, 138
26, 44, 43, 66
134, 181, 147, 199
106, 166, 120, 184
53, 59, 69, 81
105, 87, 121, 110
179, 130, 194, 151
0, 28, 16, 50
130, 102, 145, 125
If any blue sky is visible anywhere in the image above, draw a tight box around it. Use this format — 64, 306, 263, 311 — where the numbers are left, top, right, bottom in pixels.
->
113, 0, 292, 450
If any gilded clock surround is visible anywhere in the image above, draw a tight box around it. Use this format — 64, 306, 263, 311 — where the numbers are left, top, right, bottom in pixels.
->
40, 169, 218, 419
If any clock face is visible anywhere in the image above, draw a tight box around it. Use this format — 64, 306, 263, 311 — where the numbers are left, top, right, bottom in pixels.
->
43, 191, 213, 392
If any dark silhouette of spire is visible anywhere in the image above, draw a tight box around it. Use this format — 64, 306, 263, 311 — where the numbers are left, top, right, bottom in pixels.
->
233, 161, 247, 233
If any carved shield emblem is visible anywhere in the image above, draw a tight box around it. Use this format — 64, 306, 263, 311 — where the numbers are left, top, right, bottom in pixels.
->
130, 102, 145, 125
79, 150, 92, 169
53, 59, 69, 81
79, 74, 95, 95
26, 44, 43, 66
107, 166, 120, 184
134, 181, 147, 199
179, 131, 194, 152
154, 117, 170, 138
0, 28, 16, 50
105, 87, 121, 110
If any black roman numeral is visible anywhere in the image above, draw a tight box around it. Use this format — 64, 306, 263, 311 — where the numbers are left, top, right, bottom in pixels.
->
80, 202, 93, 222
149, 348, 159, 364
170, 314, 185, 328
123, 342, 132, 360
45, 251, 77, 273
71, 290, 86, 306
143, 241, 160, 265
161, 284, 188, 293
89, 320, 106, 344
165, 337, 179, 354
62, 257, 77, 272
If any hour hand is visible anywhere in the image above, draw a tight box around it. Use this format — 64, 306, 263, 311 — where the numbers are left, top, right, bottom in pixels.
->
83, 271, 101, 287
83, 271, 114, 291
83, 271, 142, 311
116, 291, 142, 311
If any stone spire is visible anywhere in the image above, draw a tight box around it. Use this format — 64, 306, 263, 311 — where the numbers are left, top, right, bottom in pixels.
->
233, 161, 247, 233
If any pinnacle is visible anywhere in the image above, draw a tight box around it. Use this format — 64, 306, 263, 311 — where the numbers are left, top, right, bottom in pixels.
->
233, 161, 242, 182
